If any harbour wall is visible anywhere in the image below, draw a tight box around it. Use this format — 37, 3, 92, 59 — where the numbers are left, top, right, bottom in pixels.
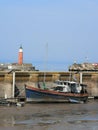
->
0, 71, 98, 98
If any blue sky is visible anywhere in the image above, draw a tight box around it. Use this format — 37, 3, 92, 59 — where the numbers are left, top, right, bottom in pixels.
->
0, 0, 98, 71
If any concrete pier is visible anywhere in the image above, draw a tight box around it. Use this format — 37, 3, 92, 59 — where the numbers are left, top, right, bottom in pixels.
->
0, 71, 98, 98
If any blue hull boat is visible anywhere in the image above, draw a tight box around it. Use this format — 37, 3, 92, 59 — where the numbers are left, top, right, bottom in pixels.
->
25, 82, 88, 103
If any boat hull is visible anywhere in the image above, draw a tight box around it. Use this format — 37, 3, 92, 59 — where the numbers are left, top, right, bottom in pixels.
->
25, 86, 88, 103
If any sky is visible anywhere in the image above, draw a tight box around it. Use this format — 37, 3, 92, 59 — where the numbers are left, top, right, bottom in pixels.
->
0, 0, 98, 71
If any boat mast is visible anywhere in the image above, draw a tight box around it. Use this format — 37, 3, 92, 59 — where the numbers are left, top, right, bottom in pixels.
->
43, 43, 48, 85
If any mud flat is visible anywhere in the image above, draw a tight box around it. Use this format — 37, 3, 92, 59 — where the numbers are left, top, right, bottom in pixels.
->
0, 99, 98, 130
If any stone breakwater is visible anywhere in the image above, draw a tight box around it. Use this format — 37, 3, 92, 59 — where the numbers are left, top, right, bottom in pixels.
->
0, 71, 98, 98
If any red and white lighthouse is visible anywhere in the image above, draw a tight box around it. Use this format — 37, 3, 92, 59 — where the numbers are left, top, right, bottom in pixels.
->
18, 46, 23, 65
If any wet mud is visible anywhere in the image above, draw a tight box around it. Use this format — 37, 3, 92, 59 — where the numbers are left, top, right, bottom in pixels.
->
0, 100, 98, 130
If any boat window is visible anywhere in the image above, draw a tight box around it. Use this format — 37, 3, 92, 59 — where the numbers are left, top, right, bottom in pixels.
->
76, 83, 79, 87
64, 82, 67, 85
70, 83, 77, 93
54, 86, 63, 91
70, 83, 76, 87
58, 82, 63, 85
68, 83, 70, 86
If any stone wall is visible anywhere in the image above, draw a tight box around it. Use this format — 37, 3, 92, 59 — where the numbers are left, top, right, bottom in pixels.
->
0, 71, 98, 97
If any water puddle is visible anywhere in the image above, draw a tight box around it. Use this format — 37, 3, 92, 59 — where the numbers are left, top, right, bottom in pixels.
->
68, 119, 98, 124
15, 118, 60, 126
15, 113, 61, 126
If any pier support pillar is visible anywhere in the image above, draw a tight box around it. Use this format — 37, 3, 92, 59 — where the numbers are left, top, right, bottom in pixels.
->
80, 72, 83, 84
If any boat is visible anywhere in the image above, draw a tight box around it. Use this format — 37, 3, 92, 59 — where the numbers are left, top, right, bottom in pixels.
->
25, 80, 88, 103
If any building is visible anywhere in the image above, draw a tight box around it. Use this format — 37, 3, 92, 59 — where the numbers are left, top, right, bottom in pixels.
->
69, 63, 98, 71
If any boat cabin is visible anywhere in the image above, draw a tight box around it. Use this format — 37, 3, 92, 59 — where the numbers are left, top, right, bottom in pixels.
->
54, 80, 87, 94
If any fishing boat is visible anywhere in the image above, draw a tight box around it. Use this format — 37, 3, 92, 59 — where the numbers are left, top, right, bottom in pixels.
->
25, 80, 88, 103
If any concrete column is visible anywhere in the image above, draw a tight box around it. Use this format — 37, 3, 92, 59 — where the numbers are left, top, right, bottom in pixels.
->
12, 71, 15, 98
80, 72, 83, 83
